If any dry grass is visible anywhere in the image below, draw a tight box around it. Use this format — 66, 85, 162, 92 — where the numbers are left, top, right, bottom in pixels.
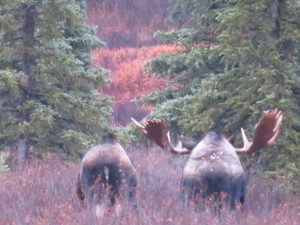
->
0, 149, 299, 225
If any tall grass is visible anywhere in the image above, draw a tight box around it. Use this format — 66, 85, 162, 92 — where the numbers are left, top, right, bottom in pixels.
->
0, 149, 299, 225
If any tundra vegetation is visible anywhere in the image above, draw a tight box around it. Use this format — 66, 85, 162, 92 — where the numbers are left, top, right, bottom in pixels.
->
0, 0, 299, 224
0, 153, 299, 224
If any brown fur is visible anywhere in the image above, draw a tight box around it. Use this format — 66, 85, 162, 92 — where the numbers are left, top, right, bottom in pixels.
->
77, 133, 138, 212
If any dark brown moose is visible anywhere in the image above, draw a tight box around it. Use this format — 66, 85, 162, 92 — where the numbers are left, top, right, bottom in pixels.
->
131, 109, 282, 210
76, 133, 138, 215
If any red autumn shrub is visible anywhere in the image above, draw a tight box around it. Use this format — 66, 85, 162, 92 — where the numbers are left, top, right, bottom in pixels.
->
93, 45, 179, 124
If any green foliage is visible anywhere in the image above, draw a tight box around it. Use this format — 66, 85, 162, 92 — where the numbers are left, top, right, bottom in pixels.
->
141, 0, 300, 190
0, 1, 113, 157
154, 29, 203, 47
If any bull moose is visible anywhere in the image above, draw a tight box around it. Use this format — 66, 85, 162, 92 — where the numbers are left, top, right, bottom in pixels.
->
131, 109, 282, 210
76, 133, 138, 215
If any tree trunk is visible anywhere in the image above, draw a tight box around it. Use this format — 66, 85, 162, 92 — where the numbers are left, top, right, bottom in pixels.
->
17, 138, 29, 163
17, 4, 36, 162
269, 0, 285, 40
23, 4, 36, 77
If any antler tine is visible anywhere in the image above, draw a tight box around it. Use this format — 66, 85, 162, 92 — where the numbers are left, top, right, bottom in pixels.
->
267, 110, 283, 145
236, 109, 283, 155
131, 117, 168, 149
274, 110, 283, 130
131, 117, 191, 154
130, 117, 144, 128
240, 128, 251, 149
131, 117, 147, 135
167, 131, 191, 154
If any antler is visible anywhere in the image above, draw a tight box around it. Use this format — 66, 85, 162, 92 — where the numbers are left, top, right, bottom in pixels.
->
131, 117, 191, 154
235, 109, 283, 155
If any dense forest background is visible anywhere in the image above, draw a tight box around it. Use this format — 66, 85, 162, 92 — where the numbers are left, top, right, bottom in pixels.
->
87, 0, 300, 190
0, 0, 299, 224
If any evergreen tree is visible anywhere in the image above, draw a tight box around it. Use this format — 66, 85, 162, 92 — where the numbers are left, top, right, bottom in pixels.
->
0, 0, 112, 160
141, 0, 226, 132
142, 0, 300, 188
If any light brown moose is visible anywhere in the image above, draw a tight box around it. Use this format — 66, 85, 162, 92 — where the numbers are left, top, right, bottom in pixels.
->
76, 133, 138, 215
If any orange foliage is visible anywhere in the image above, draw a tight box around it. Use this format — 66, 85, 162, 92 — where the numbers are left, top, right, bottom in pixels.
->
87, 0, 177, 123
92, 45, 178, 104
87, 0, 172, 47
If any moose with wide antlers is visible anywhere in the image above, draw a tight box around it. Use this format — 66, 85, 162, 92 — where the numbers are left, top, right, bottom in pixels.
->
131, 109, 283, 211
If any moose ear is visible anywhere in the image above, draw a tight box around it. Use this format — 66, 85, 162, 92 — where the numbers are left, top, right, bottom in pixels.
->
226, 133, 237, 145
178, 136, 200, 151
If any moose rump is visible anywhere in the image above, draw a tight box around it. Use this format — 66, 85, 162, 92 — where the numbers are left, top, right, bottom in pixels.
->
77, 133, 138, 214
181, 131, 246, 210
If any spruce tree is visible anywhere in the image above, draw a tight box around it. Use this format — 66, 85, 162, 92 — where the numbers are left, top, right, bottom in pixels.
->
0, 0, 112, 160
142, 0, 225, 132
142, 0, 300, 188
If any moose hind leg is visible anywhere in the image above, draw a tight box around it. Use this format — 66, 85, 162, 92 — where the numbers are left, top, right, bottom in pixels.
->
127, 175, 139, 214
80, 169, 98, 208
181, 178, 202, 210
229, 178, 246, 210
229, 193, 236, 210
107, 165, 122, 206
